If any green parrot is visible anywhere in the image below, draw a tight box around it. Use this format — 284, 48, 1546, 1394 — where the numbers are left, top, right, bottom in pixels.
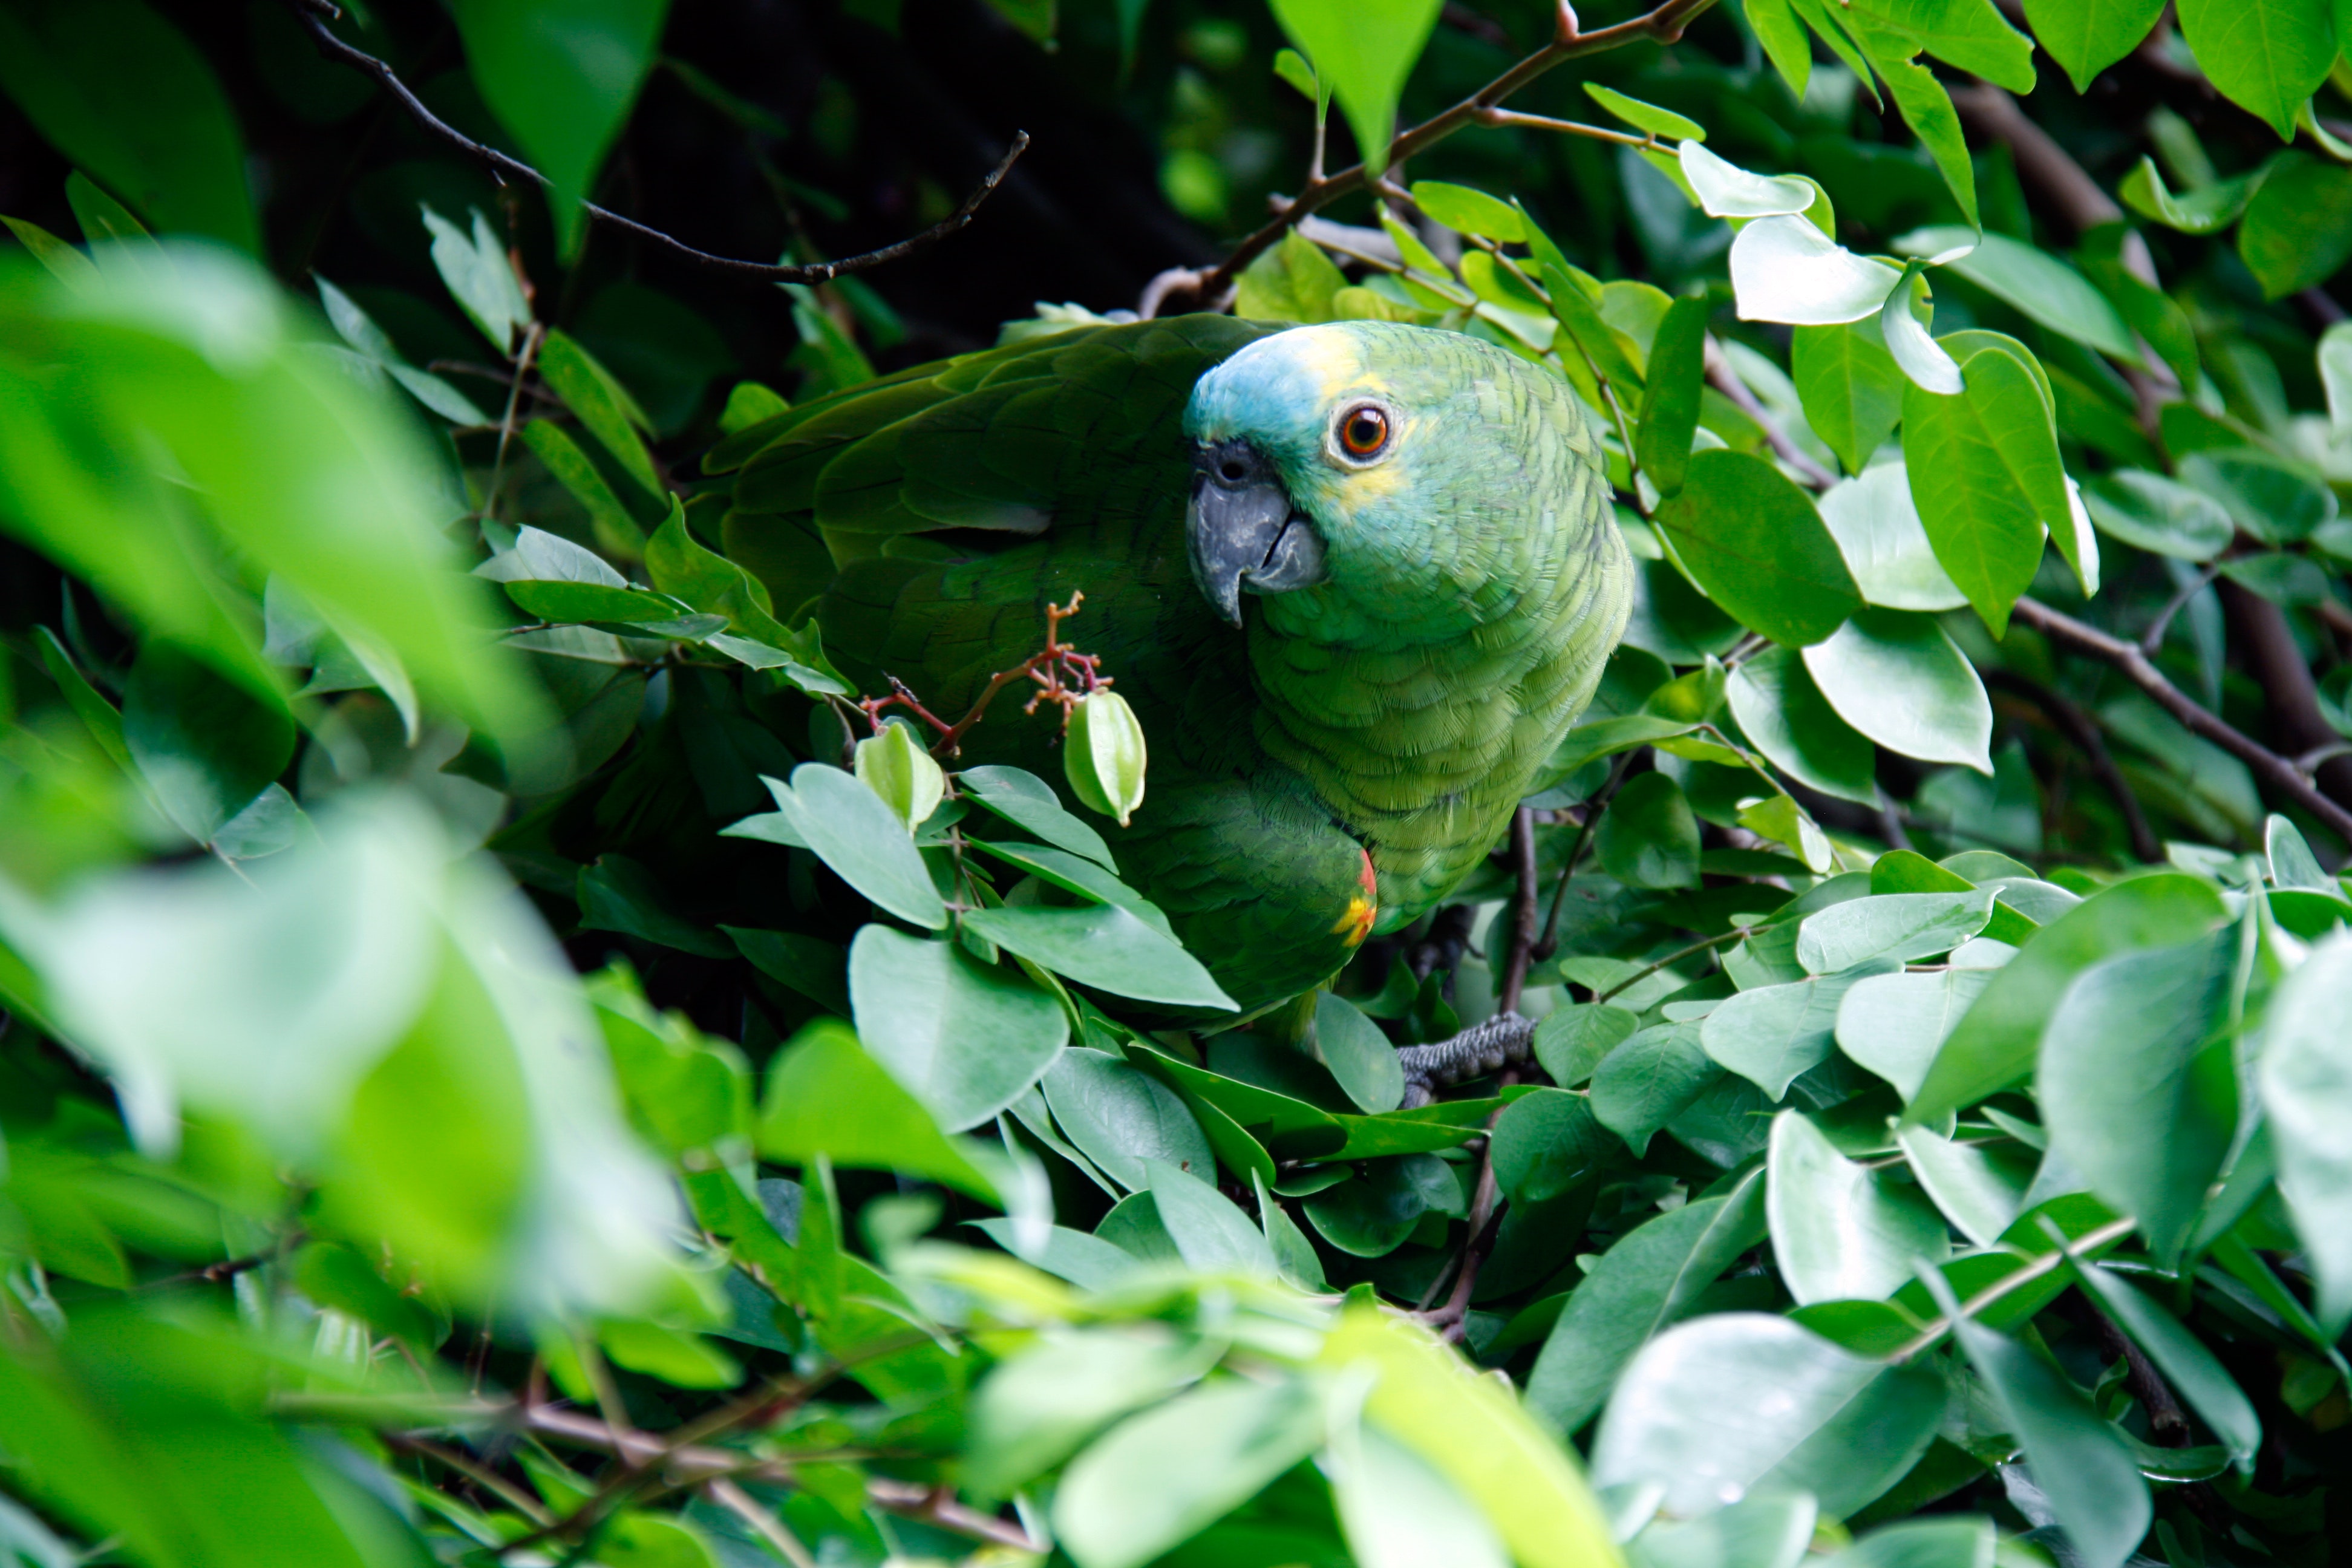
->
705, 315, 1631, 1012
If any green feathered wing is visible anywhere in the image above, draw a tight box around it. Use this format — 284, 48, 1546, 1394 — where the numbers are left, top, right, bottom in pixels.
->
705, 315, 1627, 1013
708, 316, 1377, 1009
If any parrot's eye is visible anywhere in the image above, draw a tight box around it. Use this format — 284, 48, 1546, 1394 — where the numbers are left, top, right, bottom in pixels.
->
1335, 404, 1392, 461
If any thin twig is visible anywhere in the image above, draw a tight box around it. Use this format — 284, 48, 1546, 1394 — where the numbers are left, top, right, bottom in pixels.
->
385, 1434, 555, 1525
1534, 752, 1633, 959
1887, 1215, 2138, 1362
1703, 339, 1837, 489
1497, 806, 1541, 1014
1151, 0, 1724, 312
284, 1, 1027, 286
2008, 596, 2352, 844
1979, 668, 2161, 864
2140, 563, 2220, 656
1470, 106, 1651, 148
483, 322, 544, 524
1593, 924, 1750, 1003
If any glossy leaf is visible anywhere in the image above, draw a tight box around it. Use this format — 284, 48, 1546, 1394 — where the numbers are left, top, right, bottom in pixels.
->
2027, 0, 2166, 89
1590, 1312, 1947, 1518
1316, 989, 1405, 1112
1907, 873, 2228, 1122
1592, 1022, 1718, 1156
961, 764, 1117, 868
1816, 465, 1969, 612
1265, 0, 1442, 176
962, 904, 1235, 1010
1794, 320, 1907, 476
1767, 1111, 1950, 1304
2259, 931, 2352, 1330
1730, 215, 1902, 326
2175, 0, 2333, 139
1702, 959, 1901, 1099
1491, 1088, 1615, 1206
452, 0, 673, 255
1798, 890, 1996, 973
1598, 772, 1702, 890
1726, 646, 1879, 806
1526, 1174, 1768, 1434
1802, 610, 1992, 772
849, 925, 1068, 1130
1532, 1004, 1639, 1088
765, 765, 947, 930
1900, 347, 2066, 638
2040, 932, 2236, 1259
1651, 449, 1863, 646
1636, 295, 1710, 496
1043, 1048, 1215, 1191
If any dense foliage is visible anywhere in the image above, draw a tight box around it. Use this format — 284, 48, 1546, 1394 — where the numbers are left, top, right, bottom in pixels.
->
4, 1, 2352, 1567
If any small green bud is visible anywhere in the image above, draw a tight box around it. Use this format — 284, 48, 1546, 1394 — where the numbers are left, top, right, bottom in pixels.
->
854, 719, 944, 832
1065, 689, 1148, 827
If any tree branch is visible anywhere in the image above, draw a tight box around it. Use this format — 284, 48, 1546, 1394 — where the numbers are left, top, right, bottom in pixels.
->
1497, 806, 1541, 1014
285, 0, 1025, 285
2008, 595, 2352, 847
1146, 0, 1723, 313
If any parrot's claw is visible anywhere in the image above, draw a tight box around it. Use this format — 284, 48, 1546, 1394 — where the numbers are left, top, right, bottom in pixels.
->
1394, 1011, 1537, 1108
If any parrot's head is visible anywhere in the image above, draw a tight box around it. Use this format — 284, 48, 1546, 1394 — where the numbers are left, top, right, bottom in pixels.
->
1180, 319, 1593, 636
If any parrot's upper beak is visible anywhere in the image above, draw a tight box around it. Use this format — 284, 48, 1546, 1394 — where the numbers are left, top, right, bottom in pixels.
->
1186, 438, 1327, 629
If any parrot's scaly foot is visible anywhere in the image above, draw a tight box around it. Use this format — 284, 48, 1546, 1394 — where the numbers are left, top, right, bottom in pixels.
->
1396, 1011, 1536, 1108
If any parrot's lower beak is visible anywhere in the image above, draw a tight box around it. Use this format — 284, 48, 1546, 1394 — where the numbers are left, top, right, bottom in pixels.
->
1186, 438, 1327, 629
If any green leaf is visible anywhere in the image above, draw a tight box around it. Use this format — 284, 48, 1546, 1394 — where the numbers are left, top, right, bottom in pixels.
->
2239, 152, 2352, 296
421, 204, 531, 355
121, 641, 295, 845
1322, 1307, 1622, 1568
2026, 0, 2166, 88
1584, 83, 1706, 142
1726, 647, 1880, 806
1767, 1110, 1952, 1302
1799, 890, 1998, 973
1907, 873, 2229, 1122
1628, 1495, 1815, 1568
501, 579, 679, 625
2180, 450, 2341, 544
849, 925, 1068, 1131
0, 2, 258, 252
1652, 450, 1863, 646
1679, 143, 1818, 220
1899, 347, 2066, 638
962, 904, 1234, 1010
1490, 1088, 1615, 1206
1265, 0, 1442, 176
1306, 1155, 1449, 1255
520, 420, 647, 558
765, 764, 947, 930
1934, 1274, 2152, 1568
1410, 180, 1528, 240
1636, 295, 1710, 497
962, 764, 1117, 869
2258, 932, 2352, 1331
964, 839, 1172, 934
1895, 1125, 2033, 1247
1802, 609, 1991, 772
2068, 1258, 2262, 1467
1330, 1420, 1510, 1568
1794, 319, 1906, 475
1054, 1376, 1324, 1568
1532, 1003, 1639, 1088
1146, 1160, 1279, 1275
1591, 1022, 1717, 1155
1598, 771, 1702, 890
1526, 1174, 1768, 1435
1745, 0, 1816, 93
451, 0, 671, 256
967, 1329, 1207, 1498
1590, 1312, 1947, 1518
1877, 60, 1978, 230
1898, 230, 2137, 361
1728, 216, 1903, 327
314, 275, 490, 425
1702, 959, 1903, 1098
1315, 990, 1404, 1112
757, 1019, 1006, 1201
2118, 155, 2258, 234
1816, 465, 1970, 614
1235, 228, 1350, 323
2039, 932, 2236, 1260
539, 328, 661, 497
2176, 0, 2334, 139
1846, 0, 2037, 90
1042, 1048, 1214, 1191
2080, 469, 2235, 560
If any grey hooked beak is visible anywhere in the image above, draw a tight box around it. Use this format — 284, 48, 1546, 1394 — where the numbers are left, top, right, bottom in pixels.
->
1186, 438, 1328, 629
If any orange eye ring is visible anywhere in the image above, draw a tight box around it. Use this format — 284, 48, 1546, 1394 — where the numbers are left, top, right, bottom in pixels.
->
1338, 404, 1391, 459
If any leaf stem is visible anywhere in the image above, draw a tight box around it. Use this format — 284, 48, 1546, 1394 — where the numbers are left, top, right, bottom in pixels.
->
1884, 1215, 2138, 1362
